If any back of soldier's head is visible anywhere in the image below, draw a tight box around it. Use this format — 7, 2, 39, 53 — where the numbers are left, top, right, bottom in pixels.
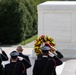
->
41, 46, 50, 55
10, 51, 19, 60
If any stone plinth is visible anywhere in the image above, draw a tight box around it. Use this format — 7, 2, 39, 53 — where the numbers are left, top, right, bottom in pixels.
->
37, 1, 76, 58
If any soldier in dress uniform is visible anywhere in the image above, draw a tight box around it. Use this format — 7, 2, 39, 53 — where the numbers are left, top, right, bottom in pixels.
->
37, 43, 63, 59
37, 43, 63, 75
0, 47, 8, 75
33, 46, 63, 75
3, 51, 25, 75
9, 50, 31, 75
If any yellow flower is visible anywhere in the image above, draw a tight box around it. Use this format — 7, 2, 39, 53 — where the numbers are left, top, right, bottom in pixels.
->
34, 35, 55, 55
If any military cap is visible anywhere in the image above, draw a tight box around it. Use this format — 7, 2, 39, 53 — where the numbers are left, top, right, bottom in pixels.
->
10, 51, 19, 56
41, 46, 50, 52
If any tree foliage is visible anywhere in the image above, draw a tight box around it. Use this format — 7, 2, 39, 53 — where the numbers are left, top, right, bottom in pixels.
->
0, 0, 24, 44
0, 0, 65, 44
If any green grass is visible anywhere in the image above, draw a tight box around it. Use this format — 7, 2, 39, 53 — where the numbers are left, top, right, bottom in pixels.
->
19, 34, 38, 45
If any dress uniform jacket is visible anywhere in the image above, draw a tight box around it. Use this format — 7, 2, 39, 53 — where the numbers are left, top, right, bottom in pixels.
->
18, 53, 31, 67
17, 57, 31, 75
3, 62, 24, 75
9, 51, 31, 75
0, 51, 8, 75
49, 56, 63, 75
37, 51, 63, 75
52, 51, 63, 75
0, 51, 8, 63
33, 56, 62, 75
55, 51, 63, 59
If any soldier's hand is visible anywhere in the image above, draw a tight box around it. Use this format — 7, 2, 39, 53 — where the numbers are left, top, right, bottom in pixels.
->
49, 52, 54, 57
0, 47, 3, 52
18, 57, 23, 61
50, 46, 56, 51
0, 49, 2, 54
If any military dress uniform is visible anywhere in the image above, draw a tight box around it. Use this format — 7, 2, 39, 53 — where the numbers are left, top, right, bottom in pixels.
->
33, 46, 63, 75
3, 62, 24, 75
19, 53, 31, 63
18, 52, 31, 68
17, 59, 31, 75
51, 50, 63, 75
37, 46, 63, 75
3, 51, 25, 75
0, 48, 8, 75
17, 53, 31, 75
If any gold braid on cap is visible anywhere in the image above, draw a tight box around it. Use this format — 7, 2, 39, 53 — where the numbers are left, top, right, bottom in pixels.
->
34, 35, 55, 55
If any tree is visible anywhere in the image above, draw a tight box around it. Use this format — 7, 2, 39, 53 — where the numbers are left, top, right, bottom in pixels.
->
0, 0, 24, 44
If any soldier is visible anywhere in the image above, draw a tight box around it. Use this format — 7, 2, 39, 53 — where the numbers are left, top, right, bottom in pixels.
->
37, 43, 63, 75
16, 45, 31, 75
37, 43, 63, 59
3, 51, 25, 75
0, 47, 8, 75
45, 43, 63, 75
33, 46, 63, 75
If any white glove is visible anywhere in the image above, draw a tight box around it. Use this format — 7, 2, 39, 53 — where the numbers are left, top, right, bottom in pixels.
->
0, 47, 2, 54
0, 47, 3, 51
50, 46, 57, 51
18, 57, 23, 61
49, 52, 54, 57
53, 51, 57, 56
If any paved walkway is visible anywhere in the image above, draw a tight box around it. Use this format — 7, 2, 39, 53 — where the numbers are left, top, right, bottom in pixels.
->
61, 59, 76, 75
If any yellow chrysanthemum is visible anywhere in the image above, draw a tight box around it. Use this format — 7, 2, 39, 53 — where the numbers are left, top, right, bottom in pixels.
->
34, 35, 55, 55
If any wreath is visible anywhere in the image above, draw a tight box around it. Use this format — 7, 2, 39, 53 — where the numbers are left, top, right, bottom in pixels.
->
34, 35, 55, 55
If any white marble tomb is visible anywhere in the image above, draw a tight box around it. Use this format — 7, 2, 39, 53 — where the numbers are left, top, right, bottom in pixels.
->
37, 1, 76, 58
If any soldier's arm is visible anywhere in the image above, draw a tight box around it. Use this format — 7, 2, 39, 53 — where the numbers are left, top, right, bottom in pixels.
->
33, 60, 38, 75
22, 58, 31, 69
1, 51, 8, 61
53, 56, 63, 66
3, 66, 7, 75
49, 52, 63, 66
19, 53, 31, 63
55, 50, 63, 59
